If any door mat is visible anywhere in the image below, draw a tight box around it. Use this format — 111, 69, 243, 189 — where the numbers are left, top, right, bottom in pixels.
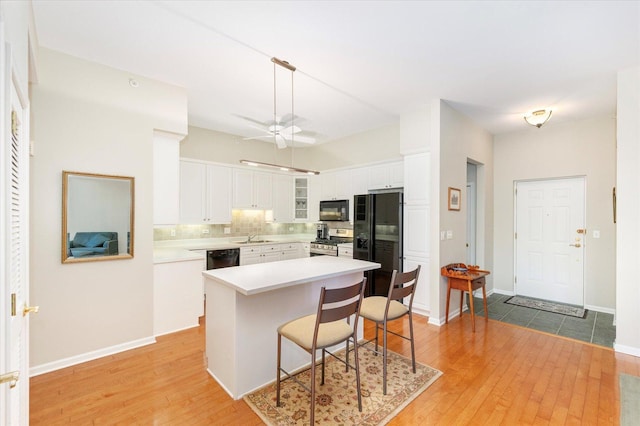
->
505, 295, 587, 318
620, 373, 640, 426
244, 342, 442, 425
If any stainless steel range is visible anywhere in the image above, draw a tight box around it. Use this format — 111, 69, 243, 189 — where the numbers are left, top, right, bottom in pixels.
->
310, 228, 353, 257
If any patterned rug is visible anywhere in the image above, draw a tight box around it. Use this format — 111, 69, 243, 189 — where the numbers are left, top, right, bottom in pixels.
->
505, 295, 586, 318
244, 343, 442, 425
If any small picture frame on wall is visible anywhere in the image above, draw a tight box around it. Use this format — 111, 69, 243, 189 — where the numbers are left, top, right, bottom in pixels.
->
448, 187, 461, 211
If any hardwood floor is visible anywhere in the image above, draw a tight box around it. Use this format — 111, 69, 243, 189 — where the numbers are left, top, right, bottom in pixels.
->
30, 313, 640, 425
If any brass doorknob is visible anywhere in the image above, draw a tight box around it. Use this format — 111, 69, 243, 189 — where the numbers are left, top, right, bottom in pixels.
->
23, 305, 39, 316
569, 243, 582, 248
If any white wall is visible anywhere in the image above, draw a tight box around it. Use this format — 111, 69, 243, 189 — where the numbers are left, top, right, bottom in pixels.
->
615, 66, 640, 356
181, 122, 401, 171
438, 101, 494, 321
494, 116, 617, 311
29, 48, 188, 371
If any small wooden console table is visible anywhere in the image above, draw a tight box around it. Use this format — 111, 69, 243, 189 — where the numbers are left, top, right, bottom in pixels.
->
441, 264, 490, 332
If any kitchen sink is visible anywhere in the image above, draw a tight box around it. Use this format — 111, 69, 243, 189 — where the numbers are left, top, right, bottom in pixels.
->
237, 240, 274, 244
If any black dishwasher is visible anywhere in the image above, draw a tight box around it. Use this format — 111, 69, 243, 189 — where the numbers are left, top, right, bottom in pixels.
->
206, 248, 240, 270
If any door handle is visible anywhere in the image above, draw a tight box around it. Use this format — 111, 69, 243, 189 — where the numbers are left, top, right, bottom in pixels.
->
0, 371, 19, 388
569, 243, 582, 248
23, 305, 39, 316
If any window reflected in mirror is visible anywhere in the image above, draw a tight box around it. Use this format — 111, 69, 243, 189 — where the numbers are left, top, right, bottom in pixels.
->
62, 171, 134, 263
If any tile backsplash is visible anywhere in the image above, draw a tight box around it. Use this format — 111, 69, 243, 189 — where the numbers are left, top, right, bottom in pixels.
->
154, 210, 318, 241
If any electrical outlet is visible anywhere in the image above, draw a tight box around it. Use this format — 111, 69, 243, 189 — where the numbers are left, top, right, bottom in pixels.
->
170, 229, 176, 237
202, 228, 210, 234
593, 230, 600, 239
224, 227, 231, 234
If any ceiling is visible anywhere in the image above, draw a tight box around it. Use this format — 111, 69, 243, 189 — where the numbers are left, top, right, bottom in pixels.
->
31, 1, 639, 146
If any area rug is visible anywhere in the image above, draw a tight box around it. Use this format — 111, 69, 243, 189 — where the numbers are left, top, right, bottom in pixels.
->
620, 373, 640, 426
505, 295, 586, 318
244, 343, 442, 425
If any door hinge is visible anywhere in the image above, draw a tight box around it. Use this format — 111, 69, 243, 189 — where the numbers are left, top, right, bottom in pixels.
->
514, 276, 517, 284
11, 293, 16, 317
514, 232, 517, 240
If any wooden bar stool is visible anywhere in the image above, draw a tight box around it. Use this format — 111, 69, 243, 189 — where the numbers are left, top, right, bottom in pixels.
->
441, 264, 490, 332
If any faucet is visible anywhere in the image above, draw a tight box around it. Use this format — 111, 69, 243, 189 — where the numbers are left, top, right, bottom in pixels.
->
247, 234, 258, 243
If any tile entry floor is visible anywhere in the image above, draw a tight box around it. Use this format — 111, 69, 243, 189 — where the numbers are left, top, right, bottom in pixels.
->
467, 293, 616, 348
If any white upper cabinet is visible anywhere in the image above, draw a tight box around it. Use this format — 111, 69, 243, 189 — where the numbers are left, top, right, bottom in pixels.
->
233, 169, 273, 209
404, 153, 430, 205
180, 160, 232, 224
153, 131, 183, 224
367, 161, 404, 190
272, 174, 294, 223
351, 167, 369, 197
320, 170, 352, 201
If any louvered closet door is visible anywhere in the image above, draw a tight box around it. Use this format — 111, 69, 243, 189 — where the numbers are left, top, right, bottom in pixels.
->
1, 43, 31, 424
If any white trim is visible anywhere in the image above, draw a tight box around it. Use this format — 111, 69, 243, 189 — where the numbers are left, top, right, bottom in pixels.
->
154, 323, 199, 338
614, 343, 640, 358
493, 288, 515, 296
29, 336, 156, 377
412, 304, 430, 318
584, 304, 615, 316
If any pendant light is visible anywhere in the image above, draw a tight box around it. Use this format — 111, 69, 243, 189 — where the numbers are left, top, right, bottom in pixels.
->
240, 57, 319, 175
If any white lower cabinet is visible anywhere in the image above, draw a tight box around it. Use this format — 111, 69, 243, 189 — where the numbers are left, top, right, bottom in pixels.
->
153, 258, 204, 336
240, 243, 305, 265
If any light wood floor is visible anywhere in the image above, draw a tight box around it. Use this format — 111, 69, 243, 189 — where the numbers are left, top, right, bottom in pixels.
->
30, 313, 640, 425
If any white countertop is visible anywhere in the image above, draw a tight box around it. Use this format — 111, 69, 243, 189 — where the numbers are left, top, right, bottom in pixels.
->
153, 248, 205, 264
203, 256, 380, 296
153, 234, 315, 264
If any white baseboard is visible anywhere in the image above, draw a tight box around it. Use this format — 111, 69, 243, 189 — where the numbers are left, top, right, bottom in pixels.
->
614, 343, 640, 358
30, 336, 156, 377
154, 322, 199, 338
492, 288, 515, 296
584, 304, 615, 315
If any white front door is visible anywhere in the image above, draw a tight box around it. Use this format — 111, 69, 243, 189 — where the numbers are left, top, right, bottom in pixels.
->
515, 178, 585, 306
1, 31, 31, 424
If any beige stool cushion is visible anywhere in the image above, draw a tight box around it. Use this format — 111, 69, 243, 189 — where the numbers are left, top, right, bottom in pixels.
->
360, 296, 409, 322
278, 314, 353, 350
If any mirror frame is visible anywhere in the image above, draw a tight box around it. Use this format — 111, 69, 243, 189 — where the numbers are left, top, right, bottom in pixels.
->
62, 171, 135, 263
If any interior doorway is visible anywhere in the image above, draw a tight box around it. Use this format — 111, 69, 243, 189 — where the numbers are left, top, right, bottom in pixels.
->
514, 177, 586, 306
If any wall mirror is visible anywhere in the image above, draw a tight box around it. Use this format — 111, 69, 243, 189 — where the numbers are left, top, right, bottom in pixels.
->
62, 171, 135, 263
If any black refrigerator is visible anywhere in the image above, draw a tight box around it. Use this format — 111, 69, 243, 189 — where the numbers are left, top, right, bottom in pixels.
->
353, 192, 403, 297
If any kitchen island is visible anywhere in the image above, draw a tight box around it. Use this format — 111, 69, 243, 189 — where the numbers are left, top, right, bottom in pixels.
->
203, 255, 380, 399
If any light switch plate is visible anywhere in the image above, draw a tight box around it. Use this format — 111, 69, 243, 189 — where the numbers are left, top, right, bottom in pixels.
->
446, 230, 453, 240
440, 231, 445, 241
224, 227, 231, 234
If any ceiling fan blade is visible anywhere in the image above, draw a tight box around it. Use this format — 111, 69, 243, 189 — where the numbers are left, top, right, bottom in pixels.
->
243, 135, 272, 141
234, 114, 268, 127
248, 123, 270, 132
288, 134, 316, 144
280, 125, 301, 136
275, 135, 287, 149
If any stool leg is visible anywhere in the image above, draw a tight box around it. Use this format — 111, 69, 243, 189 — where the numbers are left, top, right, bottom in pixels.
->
383, 319, 388, 395
459, 289, 464, 317
310, 349, 316, 424
276, 333, 282, 406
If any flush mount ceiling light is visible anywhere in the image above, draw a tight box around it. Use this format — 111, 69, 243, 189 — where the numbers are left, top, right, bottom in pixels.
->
240, 57, 320, 175
524, 108, 553, 128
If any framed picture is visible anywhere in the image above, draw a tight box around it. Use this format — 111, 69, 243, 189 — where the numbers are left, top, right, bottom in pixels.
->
448, 187, 461, 211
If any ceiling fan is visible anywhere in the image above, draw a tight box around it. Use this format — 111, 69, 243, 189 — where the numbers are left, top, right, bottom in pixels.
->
237, 113, 317, 149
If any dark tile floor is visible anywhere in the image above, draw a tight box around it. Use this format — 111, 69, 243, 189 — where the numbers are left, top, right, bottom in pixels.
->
466, 293, 616, 348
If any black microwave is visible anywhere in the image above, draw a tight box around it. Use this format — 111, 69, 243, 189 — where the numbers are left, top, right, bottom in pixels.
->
319, 199, 349, 221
